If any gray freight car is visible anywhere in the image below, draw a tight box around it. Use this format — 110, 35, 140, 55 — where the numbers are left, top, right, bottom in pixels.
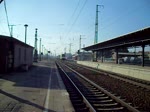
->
0, 35, 34, 73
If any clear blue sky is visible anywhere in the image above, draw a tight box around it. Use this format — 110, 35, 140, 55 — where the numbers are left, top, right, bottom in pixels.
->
0, 0, 150, 55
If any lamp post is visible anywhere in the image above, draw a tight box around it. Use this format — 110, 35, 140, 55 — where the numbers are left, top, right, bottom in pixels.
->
39, 38, 41, 61
79, 35, 86, 61
79, 35, 85, 51
24, 24, 28, 44
9, 25, 16, 37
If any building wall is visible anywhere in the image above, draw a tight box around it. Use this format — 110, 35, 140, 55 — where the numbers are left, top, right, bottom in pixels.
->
0, 39, 7, 73
14, 44, 33, 68
0, 36, 33, 73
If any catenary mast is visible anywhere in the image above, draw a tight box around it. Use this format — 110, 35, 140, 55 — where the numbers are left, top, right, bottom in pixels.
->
33, 28, 38, 62
94, 5, 99, 44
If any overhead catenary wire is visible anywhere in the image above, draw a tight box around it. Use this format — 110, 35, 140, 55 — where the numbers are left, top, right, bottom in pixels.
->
65, 0, 88, 39
3, 0, 11, 36
67, 0, 81, 26
62, 0, 81, 41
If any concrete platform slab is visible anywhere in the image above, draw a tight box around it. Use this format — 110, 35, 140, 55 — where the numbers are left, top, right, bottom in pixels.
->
0, 60, 74, 112
77, 61, 150, 82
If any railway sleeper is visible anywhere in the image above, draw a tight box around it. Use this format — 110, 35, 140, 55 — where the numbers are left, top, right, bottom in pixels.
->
66, 87, 76, 91
93, 102, 119, 108
69, 92, 81, 96
75, 107, 89, 112
89, 89, 101, 92
71, 100, 88, 111
70, 96, 83, 101
77, 86, 89, 90
85, 85, 95, 88
67, 91, 79, 95
86, 86, 98, 90
89, 100, 116, 104
70, 94, 83, 99
80, 88, 92, 92
87, 96, 109, 101
96, 107, 126, 112
71, 99, 83, 104
84, 93, 106, 97
92, 91, 103, 94
73, 103, 87, 109
67, 90, 80, 94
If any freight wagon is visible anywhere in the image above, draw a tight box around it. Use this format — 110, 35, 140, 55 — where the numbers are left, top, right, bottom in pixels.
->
0, 35, 34, 73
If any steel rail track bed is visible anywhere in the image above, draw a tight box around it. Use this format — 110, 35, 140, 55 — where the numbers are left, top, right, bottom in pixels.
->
65, 61, 150, 90
60, 61, 150, 111
56, 61, 140, 112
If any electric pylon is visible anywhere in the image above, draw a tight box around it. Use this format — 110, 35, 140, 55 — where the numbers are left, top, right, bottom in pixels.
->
33, 28, 38, 62
94, 5, 99, 44
94, 5, 103, 44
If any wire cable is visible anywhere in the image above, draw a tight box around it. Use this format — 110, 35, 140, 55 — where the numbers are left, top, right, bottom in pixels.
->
67, 0, 81, 25
65, 0, 88, 39
3, 0, 11, 36
62, 0, 81, 40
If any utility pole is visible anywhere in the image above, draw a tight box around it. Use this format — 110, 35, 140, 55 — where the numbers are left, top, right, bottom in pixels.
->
24, 24, 28, 44
54, 50, 56, 57
33, 28, 38, 62
69, 43, 73, 54
42, 45, 44, 54
64, 47, 66, 54
39, 38, 41, 61
94, 5, 103, 44
9, 25, 16, 37
94, 5, 99, 44
79, 35, 85, 51
79, 35, 81, 51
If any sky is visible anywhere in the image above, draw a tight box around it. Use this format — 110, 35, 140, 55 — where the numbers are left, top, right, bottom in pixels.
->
0, 0, 150, 55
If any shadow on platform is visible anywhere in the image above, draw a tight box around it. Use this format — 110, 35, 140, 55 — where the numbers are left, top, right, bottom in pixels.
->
0, 89, 56, 112
0, 64, 65, 90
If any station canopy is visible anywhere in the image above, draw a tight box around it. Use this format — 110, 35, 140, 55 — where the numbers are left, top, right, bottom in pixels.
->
83, 27, 150, 51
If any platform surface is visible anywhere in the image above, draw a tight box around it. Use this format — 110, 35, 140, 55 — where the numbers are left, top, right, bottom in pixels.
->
0, 60, 74, 112
77, 61, 150, 82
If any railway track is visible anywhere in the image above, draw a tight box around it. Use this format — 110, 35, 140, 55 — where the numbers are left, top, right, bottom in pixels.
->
56, 61, 140, 112
64, 61, 150, 90
60, 60, 150, 111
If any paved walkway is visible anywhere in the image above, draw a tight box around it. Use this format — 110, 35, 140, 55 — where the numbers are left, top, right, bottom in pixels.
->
0, 60, 74, 112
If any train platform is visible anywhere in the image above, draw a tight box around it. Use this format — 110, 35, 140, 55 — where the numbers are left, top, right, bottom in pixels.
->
77, 61, 150, 82
0, 60, 74, 112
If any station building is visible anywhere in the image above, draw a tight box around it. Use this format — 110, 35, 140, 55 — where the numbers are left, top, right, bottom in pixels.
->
0, 35, 34, 73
